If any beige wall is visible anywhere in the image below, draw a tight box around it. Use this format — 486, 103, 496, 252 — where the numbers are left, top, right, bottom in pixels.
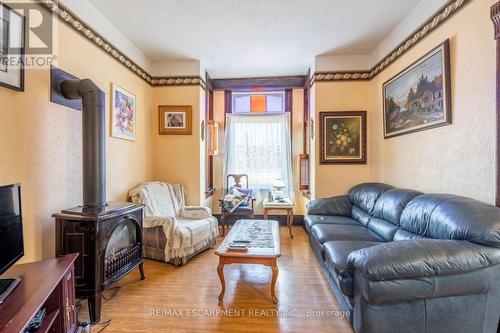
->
312, 0, 496, 205
313, 81, 375, 199
0, 23, 154, 263
370, 0, 496, 204
153, 86, 205, 205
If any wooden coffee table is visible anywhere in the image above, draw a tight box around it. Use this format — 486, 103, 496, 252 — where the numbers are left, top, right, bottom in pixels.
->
215, 220, 281, 304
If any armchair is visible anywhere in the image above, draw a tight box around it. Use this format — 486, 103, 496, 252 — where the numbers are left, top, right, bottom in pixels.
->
219, 174, 256, 236
129, 182, 218, 265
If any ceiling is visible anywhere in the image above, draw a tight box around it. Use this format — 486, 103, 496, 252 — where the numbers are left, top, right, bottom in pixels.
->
88, 0, 423, 78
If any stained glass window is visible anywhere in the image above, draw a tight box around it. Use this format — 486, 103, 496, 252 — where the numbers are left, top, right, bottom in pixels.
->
232, 91, 285, 113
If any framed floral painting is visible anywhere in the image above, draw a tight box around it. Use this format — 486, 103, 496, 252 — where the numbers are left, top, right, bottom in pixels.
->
319, 111, 367, 164
111, 83, 136, 141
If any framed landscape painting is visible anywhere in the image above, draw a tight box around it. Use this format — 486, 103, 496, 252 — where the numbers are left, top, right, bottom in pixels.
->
159, 105, 192, 135
111, 83, 136, 141
319, 111, 366, 164
383, 40, 451, 139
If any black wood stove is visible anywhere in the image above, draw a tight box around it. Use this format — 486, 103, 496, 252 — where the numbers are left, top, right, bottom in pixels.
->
52, 78, 144, 324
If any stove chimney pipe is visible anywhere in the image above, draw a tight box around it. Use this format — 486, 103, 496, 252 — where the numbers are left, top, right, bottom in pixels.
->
59, 79, 106, 209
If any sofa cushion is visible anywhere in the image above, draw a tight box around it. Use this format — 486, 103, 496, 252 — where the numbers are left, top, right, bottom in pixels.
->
372, 188, 422, 225
400, 194, 500, 247
232, 205, 253, 212
357, 188, 420, 241
324, 240, 382, 297
305, 195, 352, 216
367, 218, 399, 241
347, 239, 500, 281
304, 215, 360, 233
310, 224, 385, 244
348, 183, 393, 215
324, 240, 383, 275
393, 229, 427, 241
351, 205, 372, 226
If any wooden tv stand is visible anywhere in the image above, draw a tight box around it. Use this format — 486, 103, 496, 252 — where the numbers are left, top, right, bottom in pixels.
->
0, 254, 81, 333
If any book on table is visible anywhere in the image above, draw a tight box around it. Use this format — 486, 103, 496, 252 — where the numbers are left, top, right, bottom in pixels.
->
227, 242, 249, 251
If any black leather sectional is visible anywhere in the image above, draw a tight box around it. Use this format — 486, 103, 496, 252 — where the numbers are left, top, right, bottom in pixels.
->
305, 183, 500, 333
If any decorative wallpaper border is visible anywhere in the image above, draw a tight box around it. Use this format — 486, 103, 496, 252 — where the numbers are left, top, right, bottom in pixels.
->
490, 1, 500, 38
313, 0, 472, 84
35, 0, 206, 89
36, 0, 470, 87
151, 76, 206, 89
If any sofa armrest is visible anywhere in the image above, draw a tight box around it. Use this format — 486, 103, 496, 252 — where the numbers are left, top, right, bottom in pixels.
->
179, 206, 213, 219
347, 239, 500, 281
306, 195, 352, 216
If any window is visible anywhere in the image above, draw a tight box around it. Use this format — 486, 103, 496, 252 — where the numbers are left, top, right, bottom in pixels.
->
232, 91, 285, 113
224, 113, 294, 201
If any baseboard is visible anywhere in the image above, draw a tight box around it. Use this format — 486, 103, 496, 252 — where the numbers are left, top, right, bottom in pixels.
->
213, 214, 304, 226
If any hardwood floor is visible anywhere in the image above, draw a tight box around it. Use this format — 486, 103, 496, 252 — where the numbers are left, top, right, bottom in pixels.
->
79, 226, 354, 333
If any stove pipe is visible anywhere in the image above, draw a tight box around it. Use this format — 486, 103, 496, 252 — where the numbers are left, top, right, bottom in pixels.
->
59, 79, 106, 209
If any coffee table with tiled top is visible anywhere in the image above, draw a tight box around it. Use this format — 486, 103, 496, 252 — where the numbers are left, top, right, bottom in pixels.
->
215, 219, 281, 304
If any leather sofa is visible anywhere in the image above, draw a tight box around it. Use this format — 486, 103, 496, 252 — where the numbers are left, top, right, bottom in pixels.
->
305, 183, 500, 333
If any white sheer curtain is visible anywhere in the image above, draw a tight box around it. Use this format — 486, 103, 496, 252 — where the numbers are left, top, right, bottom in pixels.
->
223, 113, 294, 203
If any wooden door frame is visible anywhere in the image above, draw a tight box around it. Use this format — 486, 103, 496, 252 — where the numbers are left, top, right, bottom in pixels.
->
205, 72, 215, 198
491, 2, 500, 207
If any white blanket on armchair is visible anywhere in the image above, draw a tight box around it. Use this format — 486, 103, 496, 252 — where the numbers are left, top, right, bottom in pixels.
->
129, 182, 218, 264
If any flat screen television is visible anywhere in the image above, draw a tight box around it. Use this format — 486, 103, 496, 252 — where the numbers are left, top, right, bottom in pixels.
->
0, 183, 23, 304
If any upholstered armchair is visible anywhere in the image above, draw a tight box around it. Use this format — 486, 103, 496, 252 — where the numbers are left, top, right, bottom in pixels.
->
129, 182, 218, 265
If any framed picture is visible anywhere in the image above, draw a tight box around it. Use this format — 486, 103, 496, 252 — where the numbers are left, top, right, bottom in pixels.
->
383, 40, 451, 139
159, 105, 192, 135
111, 83, 136, 141
0, 3, 25, 91
207, 120, 218, 155
319, 111, 367, 164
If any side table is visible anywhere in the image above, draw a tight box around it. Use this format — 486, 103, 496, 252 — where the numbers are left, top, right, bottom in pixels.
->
263, 199, 295, 238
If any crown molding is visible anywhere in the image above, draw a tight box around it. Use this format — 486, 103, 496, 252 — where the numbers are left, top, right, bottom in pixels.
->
35, 0, 205, 89
313, 0, 472, 84
36, 0, 471, 88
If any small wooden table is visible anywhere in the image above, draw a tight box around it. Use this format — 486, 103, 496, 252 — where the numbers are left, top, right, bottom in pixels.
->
263, 199, 295, 238
215, 220, 281, 304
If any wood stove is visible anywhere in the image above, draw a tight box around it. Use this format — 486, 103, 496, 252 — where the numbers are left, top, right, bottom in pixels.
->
54, 203, 144, 324
52, 77, 145, 324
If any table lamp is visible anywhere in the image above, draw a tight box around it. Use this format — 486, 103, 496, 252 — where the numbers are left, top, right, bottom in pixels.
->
273, 178, 286, 201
